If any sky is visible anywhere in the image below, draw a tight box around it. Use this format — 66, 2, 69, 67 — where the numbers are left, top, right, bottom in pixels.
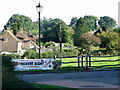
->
0, 0, 119, 31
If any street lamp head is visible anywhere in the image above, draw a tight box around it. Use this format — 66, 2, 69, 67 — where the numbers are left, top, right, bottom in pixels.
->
36, 2, 43, 13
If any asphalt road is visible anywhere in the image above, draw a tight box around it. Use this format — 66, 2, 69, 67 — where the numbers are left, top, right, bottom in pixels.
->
17, 70, 119, 86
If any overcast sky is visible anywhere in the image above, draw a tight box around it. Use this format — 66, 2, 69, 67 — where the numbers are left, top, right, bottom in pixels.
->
0, 0, 119, 30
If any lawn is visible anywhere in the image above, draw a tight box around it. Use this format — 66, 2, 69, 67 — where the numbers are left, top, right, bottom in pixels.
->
61, 55, 120, 68
15, 55, 120, 73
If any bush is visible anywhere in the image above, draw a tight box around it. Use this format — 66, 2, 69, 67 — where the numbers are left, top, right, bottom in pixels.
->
53, 49, 79, 57
91, 50, 107, 56
2, 54, 14, 73
1, 54, 36, 89
42, 48, 79, 58
21, 48, 80, 59
106, 49, 118, 55
63, 49, 79, 57
22, 49, 39, 59
42, 51, 54, 58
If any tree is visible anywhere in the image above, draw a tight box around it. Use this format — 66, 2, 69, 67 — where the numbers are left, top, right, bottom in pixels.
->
22, 49, 39, 59
98, 16, 116, 30
74, 17, 88, 46
113, 27, 120, 33
6, 14, 38, 35
83, 15, 98, 30
70, 17, 78, 25
69, 17, 78, 30
42, 18, 72, 44
79, 32, 101, 53
98, 31, 119, 55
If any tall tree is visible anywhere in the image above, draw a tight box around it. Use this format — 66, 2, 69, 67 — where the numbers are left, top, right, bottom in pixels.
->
98, 16, 116, 31
69, 17, 78, 30
74, 17, 88, 46
79, 32, 101, 53
83, 15, 98, 30
42, 18, 72, 43
98, 31, 119, 55
6, 14, 38, 35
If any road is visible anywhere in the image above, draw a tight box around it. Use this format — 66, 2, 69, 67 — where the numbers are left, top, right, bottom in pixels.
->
17, 70, 120, 88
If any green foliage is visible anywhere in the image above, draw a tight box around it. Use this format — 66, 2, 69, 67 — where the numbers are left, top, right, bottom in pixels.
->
113, 27, 120, 33
42, 18, 72, 43
98, 16, 116, 30
83, 15, 98, 30
79, 32, 101, 53
22, 49, 39, 59
39, 49, 79, 58
45, 41, 56, 48
1, 54, 36, 89
70, 17, 78, 26
6, 14, 38, 35
62, 49, 79, 57
69, 17, 78, 30
64, 42, 73, 47
2, 54, 14, 73
74, 17, 88, 46
98, 31, 119, 55
42, 51, 54, 58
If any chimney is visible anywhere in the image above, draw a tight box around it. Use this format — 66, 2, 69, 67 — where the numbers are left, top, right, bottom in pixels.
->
20, 28, 24, 33
6, 27, 10, 31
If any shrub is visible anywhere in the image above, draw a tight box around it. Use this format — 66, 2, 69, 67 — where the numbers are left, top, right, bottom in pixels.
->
42, 51, 54, 58
21, 48, 80, 59
22, 49, 39, 59
63, 49, 79, 57
1, 54, 36, 89
42, 48, 79, 58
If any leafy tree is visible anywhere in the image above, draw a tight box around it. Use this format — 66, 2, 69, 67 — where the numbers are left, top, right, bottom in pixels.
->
69, 17, 78, 30
98, 31, 119, 55
42, 18, 72, 44
22, 49, 39, 59
98, 16, 116, 30
83, 15, 98, 30
74, 17, 88, 46
70, 17, 78, 25
113, 27, 120, 33
79, 32, 101, 53
6, 14, 38, 35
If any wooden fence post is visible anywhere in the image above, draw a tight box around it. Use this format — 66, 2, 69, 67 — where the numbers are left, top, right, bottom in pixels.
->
89, 54, 91, 68
78, 55, 80, 68
84, 54, 89, 70
81, 55, 84, 68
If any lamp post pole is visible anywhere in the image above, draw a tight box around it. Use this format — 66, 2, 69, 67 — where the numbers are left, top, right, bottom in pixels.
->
36, 2, 43, 59
38, 12, 41, 59
59, 23, 62, 69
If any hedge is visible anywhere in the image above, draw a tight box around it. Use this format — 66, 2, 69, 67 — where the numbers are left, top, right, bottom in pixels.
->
1, 54, 36, 89
42, 48, 79, 58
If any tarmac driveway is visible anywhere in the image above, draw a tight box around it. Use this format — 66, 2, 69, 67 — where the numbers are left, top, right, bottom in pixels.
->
17, 70, 120, 89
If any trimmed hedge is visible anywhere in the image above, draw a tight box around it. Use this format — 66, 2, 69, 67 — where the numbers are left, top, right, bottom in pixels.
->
42, 49, 79, 58
22, 48, 80, 59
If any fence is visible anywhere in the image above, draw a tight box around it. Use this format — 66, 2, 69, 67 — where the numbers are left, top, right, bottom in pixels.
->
56, 55, 120, 69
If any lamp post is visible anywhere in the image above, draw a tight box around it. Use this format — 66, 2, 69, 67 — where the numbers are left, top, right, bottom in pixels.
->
36, 2, 43, 59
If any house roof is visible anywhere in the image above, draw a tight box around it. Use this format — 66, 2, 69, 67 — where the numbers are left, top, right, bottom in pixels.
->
28, 35, 38, 40
0, 30, 21, 52
16, 31, 31, 41
0, 28, 39, 52
2, 30, 21, 42
16, 29, 38, 41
